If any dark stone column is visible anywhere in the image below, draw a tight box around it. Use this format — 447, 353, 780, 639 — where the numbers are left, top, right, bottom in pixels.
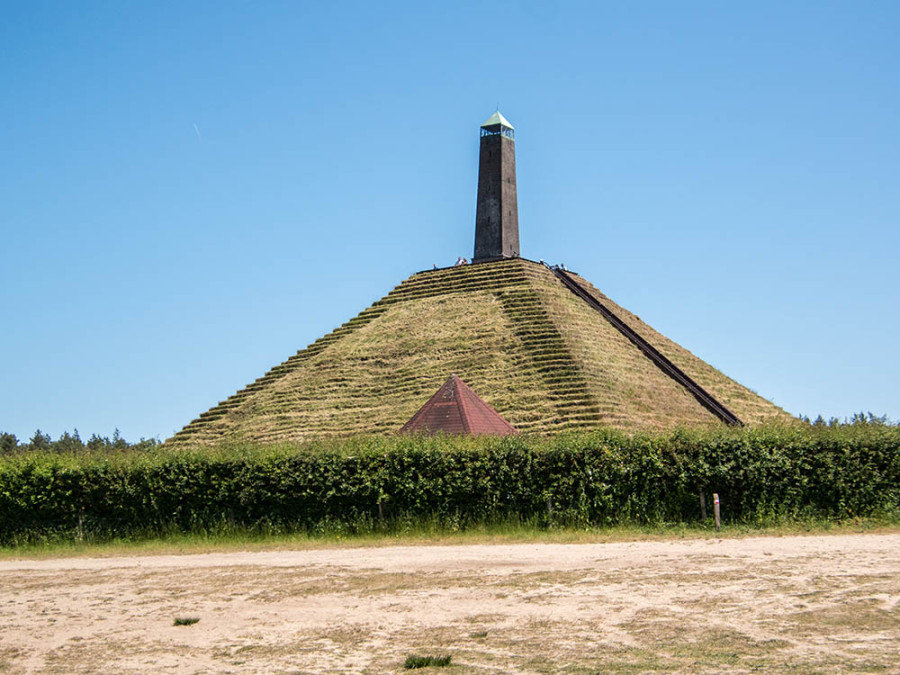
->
474, 116, 519, 261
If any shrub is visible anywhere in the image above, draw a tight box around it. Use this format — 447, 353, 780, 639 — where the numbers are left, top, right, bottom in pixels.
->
0, 422, 897, 546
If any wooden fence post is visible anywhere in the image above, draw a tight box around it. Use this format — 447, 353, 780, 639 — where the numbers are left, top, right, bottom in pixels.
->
713, 493, 721, 531
700, 492, 707, 520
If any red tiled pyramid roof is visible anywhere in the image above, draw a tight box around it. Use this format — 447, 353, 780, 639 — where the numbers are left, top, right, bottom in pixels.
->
400, 374, 519, 436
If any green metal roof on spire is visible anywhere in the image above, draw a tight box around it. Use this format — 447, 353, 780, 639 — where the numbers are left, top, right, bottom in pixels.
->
481, 110, 514, 129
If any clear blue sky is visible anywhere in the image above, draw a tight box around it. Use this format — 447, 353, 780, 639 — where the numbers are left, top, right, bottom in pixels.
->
2, 1, 898, 441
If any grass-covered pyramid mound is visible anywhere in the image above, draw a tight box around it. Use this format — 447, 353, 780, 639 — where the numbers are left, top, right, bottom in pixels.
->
169, 259, 788, 445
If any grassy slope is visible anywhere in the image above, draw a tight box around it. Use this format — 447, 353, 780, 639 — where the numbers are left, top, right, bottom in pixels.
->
172, 261, 581, 444
524, 264, 717, 430
234, 290, 561, 440
170, 259, 786, 444
570, 272, 791, 425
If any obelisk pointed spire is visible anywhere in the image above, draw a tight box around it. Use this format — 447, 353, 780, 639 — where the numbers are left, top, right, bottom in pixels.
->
474, 110, 519, 262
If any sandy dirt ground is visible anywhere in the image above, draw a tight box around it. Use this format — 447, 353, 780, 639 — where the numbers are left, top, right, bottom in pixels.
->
0, 534, 898, 673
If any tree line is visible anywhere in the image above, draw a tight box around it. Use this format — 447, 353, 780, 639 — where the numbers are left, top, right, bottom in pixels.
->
0, 429, 159, 455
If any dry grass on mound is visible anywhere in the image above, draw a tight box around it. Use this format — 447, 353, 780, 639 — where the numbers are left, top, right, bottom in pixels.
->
570, 272, 792, 426
172, 259, 788, 445
226, 290, 564, 442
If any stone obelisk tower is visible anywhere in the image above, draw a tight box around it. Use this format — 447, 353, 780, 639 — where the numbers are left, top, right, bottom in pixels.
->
474, 111, 520, 262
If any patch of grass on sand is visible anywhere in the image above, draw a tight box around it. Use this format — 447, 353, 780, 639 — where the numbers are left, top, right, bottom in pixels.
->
173, 617, 200, 626
404, 653, 452, 669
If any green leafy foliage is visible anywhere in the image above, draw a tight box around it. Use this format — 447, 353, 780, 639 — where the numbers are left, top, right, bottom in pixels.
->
0, 421, 897, 546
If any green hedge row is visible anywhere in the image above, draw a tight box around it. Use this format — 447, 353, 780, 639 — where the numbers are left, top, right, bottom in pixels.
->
1, 423, 898, 544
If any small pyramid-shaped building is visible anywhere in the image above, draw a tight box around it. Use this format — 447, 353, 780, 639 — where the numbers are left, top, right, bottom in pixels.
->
169, 112, 788, 446
401, 374, 519, 436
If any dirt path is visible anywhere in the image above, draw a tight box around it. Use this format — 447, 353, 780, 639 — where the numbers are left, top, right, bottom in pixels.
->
1, 534, 898, 673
